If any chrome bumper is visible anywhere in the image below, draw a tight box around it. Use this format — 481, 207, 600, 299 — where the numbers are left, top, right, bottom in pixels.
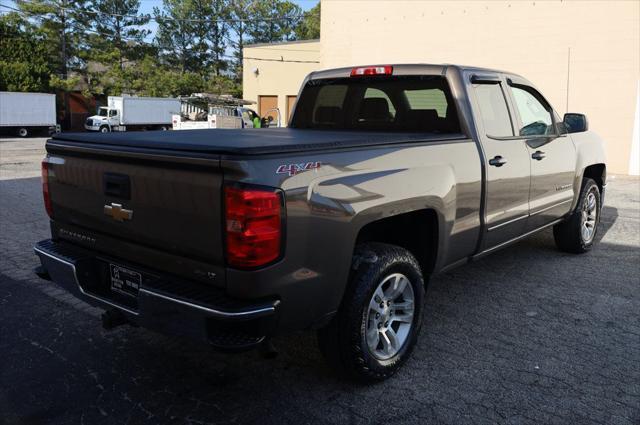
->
34, 239, 279, 349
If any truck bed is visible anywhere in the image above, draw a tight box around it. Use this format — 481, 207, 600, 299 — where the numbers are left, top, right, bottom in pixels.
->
51, 128, 467, 155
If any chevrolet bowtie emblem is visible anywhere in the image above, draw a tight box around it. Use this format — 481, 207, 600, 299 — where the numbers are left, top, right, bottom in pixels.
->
104, 203, 133, 222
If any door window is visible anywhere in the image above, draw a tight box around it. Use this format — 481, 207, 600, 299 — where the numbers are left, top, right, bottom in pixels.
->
473, 83, 513, 137
510, 86, 554, 136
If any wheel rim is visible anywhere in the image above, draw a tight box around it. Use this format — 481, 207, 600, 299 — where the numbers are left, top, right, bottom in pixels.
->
19, 128, 27, 137
365, 273, 415, 360
581, 191, 598, 243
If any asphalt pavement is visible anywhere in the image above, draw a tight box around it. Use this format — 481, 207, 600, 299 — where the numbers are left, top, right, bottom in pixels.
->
0, 137, 639, 425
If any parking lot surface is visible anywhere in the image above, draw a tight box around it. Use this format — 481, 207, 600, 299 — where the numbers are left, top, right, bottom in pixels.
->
1, 137, 639, 424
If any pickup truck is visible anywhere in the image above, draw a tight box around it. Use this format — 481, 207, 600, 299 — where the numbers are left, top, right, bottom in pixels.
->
34, 64, 606, 382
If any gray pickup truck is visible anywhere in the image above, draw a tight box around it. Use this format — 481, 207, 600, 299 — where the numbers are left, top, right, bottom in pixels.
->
35, 64, 606, 382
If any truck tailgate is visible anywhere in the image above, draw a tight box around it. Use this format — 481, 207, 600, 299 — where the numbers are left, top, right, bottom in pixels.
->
46, 143, 224, 284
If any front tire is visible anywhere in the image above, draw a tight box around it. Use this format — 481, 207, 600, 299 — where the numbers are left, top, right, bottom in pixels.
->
318, 243, 425, 382
99, 125, 110, 133
553, 178, 601, 253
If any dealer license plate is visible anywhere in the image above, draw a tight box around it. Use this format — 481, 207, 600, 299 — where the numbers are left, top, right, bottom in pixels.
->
109, 264, 141, 298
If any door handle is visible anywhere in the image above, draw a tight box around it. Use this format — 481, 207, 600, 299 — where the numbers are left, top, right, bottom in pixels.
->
531, 150, 546, 161
489, 155, 507, 167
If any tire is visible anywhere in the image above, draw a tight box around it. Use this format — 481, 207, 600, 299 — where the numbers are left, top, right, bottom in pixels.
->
318, 242, 425, 382
553, 178, 601, 253
99, 125, 110, 133
159, 125, 168, 131
18, 127, 28, 137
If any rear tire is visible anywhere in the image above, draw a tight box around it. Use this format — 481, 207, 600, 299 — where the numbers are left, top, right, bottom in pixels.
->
318, 243, 425, 382
553, 178, 601, 253
18, 127, 28, 137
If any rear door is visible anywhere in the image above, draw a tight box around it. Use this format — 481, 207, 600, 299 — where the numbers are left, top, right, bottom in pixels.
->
468, 74, 532, 249
505, 79, 576, 230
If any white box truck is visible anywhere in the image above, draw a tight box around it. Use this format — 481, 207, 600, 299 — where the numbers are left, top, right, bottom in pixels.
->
85, 96, 180, 132
0, 91, 58, 137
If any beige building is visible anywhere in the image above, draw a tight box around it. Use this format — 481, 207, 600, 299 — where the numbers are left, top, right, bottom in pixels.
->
242, 40, 320, 126
244, 0, 639, 174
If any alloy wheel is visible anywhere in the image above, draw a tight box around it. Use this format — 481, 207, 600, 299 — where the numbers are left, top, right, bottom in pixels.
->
581, 191, 598, 243
365, 273, 415, 360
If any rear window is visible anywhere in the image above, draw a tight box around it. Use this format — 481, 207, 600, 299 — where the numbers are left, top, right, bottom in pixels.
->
290, 75, 460, 133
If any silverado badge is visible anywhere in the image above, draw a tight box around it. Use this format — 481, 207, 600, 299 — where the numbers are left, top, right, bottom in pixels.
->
104, 203, 133, 222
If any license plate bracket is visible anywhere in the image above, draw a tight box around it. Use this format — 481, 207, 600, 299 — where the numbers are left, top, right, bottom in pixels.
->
109, 264, 141, 298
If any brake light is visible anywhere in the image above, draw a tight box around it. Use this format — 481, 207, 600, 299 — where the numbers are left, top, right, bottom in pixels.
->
41, 160, 53, 217
224, 185, 283, 268
350, 65, 393, 77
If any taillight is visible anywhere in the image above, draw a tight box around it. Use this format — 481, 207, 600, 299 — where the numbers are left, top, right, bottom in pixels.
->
350, 65, 393, 77
41, 160, 53, 217
224, 185, 283, 269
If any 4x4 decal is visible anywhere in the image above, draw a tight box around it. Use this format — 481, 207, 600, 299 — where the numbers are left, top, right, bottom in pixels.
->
276, 161, 321, 176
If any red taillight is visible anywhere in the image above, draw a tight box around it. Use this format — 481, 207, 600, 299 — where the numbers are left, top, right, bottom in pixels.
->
41, 160, 53, 217
224, 185, 283, 269
350, 65, 393, 77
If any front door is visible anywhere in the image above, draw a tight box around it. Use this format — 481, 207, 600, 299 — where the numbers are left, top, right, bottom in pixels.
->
506, 82, 576, 229
470, 76, 532, 250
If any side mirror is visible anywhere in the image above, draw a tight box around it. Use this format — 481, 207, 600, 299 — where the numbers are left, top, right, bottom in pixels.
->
563, 113, 588, 133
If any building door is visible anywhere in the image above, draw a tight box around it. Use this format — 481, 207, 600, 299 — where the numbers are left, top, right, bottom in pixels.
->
286, 95, 297, 124
259, 96, 278, 125
469, 75, 532, 250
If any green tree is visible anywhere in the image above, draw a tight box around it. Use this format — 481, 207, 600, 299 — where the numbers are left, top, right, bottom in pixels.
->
0, 13, 54, 92
87, 0, 151, 69
227, 0, 253, 80
153, 0, 210, 74
205, 0, 230, 76
16, 0, 91, 78
16, 0, 92, 128
246, 0, 302, 44
294, 2, 319, 40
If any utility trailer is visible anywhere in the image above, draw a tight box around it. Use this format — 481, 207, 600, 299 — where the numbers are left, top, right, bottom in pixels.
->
85, 96, 180, 132
0, 92, 58, 137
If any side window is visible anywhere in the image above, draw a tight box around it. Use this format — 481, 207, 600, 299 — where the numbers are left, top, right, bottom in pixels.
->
404, 88, 447, 117
473, 83, 513, 137
510, 86, 554, 136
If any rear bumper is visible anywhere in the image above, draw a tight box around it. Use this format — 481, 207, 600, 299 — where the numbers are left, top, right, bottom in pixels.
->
34, 239, 279, 350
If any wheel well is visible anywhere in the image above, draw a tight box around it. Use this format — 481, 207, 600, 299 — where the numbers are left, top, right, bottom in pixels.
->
583, 164, 606, 191
355, 209, 438, 275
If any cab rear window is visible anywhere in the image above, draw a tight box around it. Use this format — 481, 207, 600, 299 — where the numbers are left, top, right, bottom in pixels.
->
290, 75, 460, 133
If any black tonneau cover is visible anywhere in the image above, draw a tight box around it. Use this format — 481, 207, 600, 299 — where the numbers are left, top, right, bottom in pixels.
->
51, 128, 466, 156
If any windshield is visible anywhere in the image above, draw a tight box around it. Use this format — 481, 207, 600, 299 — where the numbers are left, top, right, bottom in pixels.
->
98, 108, 109, 117
290, 75, 460, 133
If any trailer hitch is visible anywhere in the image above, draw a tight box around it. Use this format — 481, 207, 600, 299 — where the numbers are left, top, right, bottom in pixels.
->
101, 309, 131, 331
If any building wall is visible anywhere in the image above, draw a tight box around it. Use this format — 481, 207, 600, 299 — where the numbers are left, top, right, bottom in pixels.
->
243, 40, 321, 126
321, 0, 640, 174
